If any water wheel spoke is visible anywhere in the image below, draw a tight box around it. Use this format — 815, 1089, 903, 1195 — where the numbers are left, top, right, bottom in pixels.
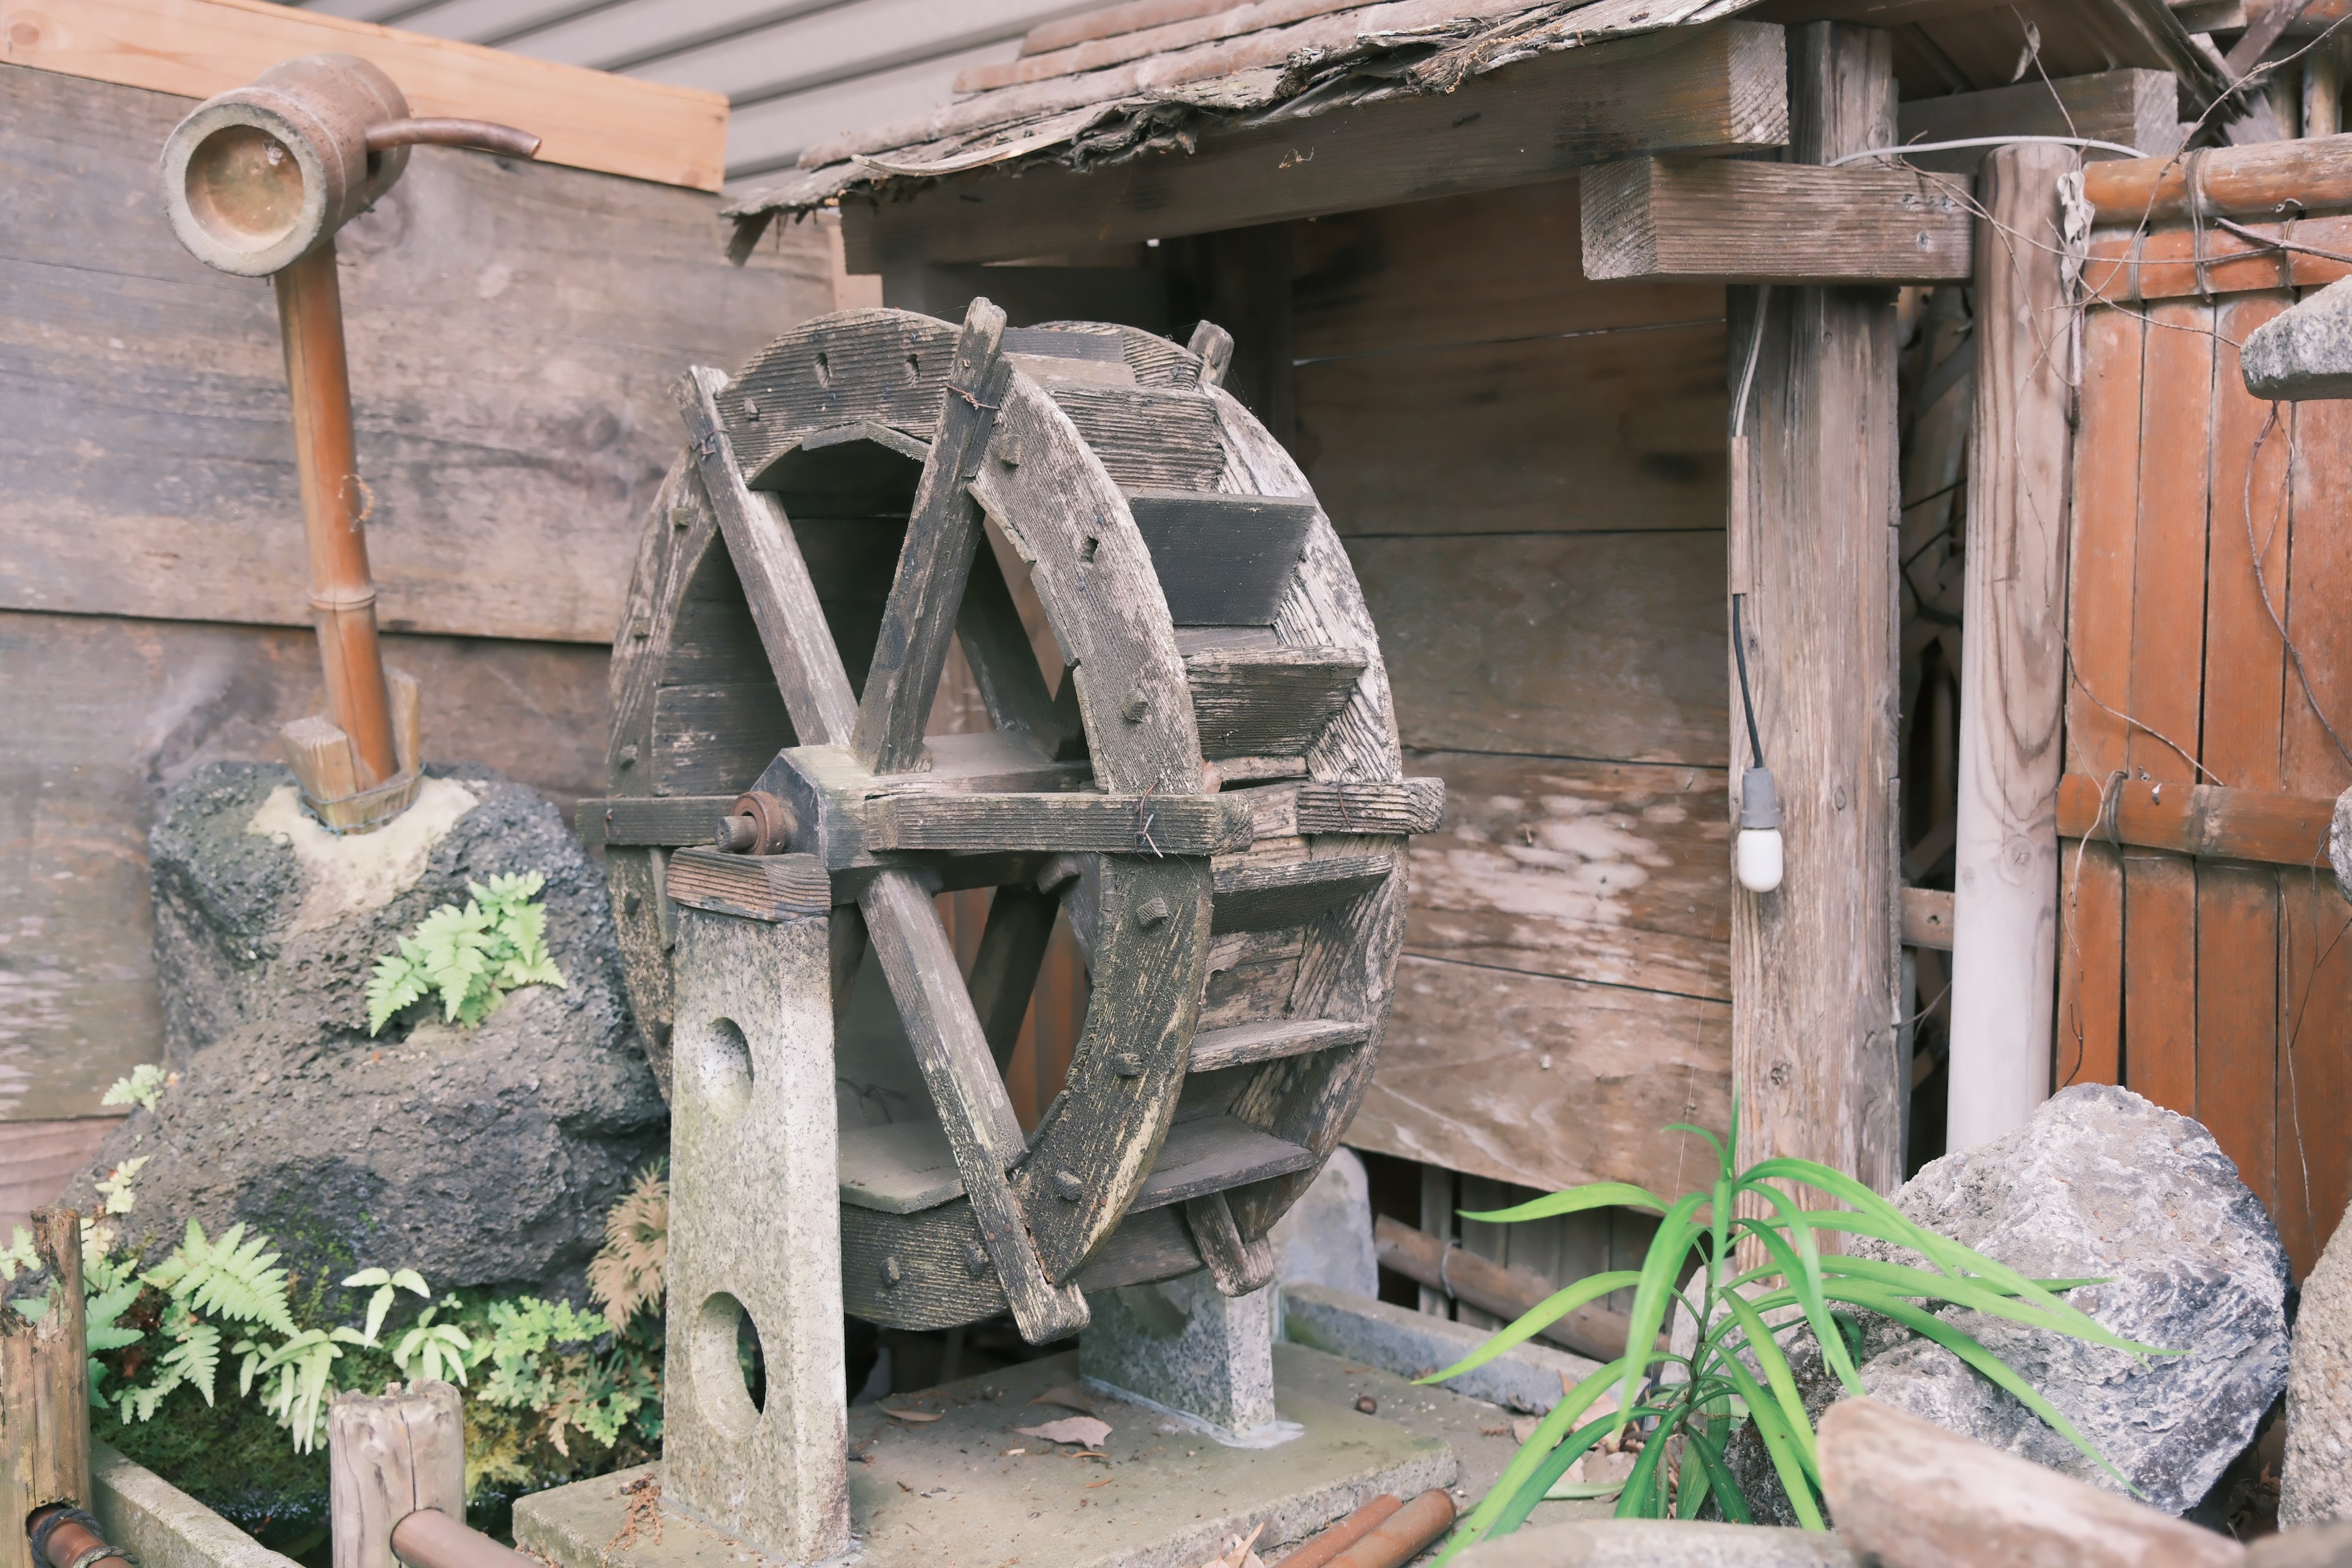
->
966, 884, 1061, 1073
851, 298, 1013, 774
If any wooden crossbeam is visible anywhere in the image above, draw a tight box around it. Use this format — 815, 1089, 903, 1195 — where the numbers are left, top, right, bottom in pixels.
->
1581, 156, 1973, 284
1895, 70, 2180, 172
843, 22, 1790, 270
2054, 773, 2339, 869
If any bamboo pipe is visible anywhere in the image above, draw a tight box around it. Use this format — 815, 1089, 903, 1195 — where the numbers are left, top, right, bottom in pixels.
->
1270, 1496, 1404, 1568
274, 239, 398, 789
1323, 1490, 1456, 1568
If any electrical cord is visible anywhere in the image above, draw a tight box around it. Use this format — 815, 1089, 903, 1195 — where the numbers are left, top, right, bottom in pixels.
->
1732, 286, 1771, 773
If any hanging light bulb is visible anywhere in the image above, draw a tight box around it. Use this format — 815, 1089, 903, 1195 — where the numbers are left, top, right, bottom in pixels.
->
1736, 764, 1784, 894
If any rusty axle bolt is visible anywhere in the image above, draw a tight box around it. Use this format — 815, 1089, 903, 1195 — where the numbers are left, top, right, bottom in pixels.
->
717, 790, 800, 854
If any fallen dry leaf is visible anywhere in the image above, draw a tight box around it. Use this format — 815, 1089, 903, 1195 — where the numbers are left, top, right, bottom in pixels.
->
1029, 1384, 1101, 1416
1509, 1415, 1542, 1444
1014, 1415, 1112, 1450
881, 1406, 943, 1423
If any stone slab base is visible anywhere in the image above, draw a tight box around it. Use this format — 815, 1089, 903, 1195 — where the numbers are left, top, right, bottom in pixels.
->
516, 1344, 1454, 1568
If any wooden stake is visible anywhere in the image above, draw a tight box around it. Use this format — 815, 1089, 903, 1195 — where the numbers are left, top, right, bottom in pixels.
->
328, 1381, 464, 1568
1729, 22, 1904, 1214
1, 1209, 90, 1568
1946, 144, 2079, 1147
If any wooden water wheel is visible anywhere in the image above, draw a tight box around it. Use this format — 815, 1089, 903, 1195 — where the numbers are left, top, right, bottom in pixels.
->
592, 303, 1442, 1344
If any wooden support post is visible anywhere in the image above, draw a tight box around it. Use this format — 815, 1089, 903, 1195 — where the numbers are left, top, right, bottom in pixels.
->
1, 1209, 89, 1568
328, 1381, 464, 1568
1947, 145, 2079, 1147
1728, 22, 1904, 1205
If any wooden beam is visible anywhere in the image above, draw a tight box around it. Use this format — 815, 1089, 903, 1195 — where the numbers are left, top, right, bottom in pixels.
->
0, 0, 726, 190
842, 22, 1790, 270
2083, 130, 2352, 220
1901, 887, 1954, 951
2054, 774, 2339, 867
1730, 21, 1905, 1207
865, 791, 1254, 856
1895, 69, 2180, 171
1581, 157, 1971, 284
1946, 145, 2077, 1147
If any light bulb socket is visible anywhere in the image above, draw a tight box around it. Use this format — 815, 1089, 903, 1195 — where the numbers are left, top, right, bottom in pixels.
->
1739, 766, 1782, 831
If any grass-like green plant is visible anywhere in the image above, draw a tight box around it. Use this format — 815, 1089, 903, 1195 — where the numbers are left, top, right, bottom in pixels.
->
367, 872, 566, 1035
1422, 1102, 2173, 1561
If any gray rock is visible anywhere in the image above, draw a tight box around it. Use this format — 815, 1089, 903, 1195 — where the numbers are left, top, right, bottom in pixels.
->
2248, 1521, 2352, 1568
1732, 1085, 2288, 1520
2330, 788, 2352, 907
2244, 274, 2352, 401
2283, 1200, 2352, 1527
70, 761, 665, 1303
1271, 1147, 1378, 1298
1280, 1282, 1600, 1415
1457, 1518, 1855, 1567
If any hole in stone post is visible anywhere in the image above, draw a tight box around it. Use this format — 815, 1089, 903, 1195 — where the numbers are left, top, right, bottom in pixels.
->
693, 1292, 766, 1438
688, 1016, 754, 1121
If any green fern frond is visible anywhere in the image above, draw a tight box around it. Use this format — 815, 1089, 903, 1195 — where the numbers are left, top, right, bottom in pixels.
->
367, 951, 430, 1036
146, 1219, 296, 1336
101, 1064, 168, 1112
367, 873, 564, 1035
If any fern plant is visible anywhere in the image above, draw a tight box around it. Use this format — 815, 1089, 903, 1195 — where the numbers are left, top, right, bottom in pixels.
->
367, 872, 566, 1035
587, 1162, 666, 1331
102, 1064, 168, 1112
1423, 1099, 2171, 1559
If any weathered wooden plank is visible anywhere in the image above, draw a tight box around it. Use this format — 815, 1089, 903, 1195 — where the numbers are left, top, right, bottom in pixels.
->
956, 538, 1076, 758
579, 796, 736, 850
0, 0, 728, 190
1729, 22, 1904, 1203
2120, 296, 2215, 1121
1402, 752, 1730, 1003
1581, 157, 1972, 284
1896, 69, 2181, 172
0, 65, 826, 644
1283, 778, 1447, 837
1351, 531, 1727, 767
0, 1118, 122, 1240
1946, 145, 2078, 1145
2052, 777, 2341, 867
649, 683, 791, 797
838, 1118, 965, 1215
1185, 646, 1366, 758
0, 607, 608, 1123
966, 886, 1060, 1073
842, 23, 1790, 268
1189, 1018, 1370, 1074
1352, 954, 1731, 1199
1291, 178, 1724, 362
2056, 304, 2144, 1090
854, 301, 1012, 774
1126, 1114, 1315, 1212
858, 868, 1087, 1341
1295, 322, 1728, 537
664, 848, 831, 922
1201, 930, 1304, 1031
1210, 851, 1391, 933
718, 312, 962, 482
1123, 491, 1319, 625
1044, 387, 1229, 492
868, 792, 1252, 856
2082, 213, 2352, 302
1902, 888, 1954, 951
680, 366, 862, 751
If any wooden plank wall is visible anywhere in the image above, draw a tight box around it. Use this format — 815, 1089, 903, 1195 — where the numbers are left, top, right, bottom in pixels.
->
2062, 288, 2352, 1278
1291, 179, 1736, 1204
0, 62, 834, 1216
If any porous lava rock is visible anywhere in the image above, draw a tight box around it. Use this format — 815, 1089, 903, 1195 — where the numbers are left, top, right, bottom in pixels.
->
70, 761, 665, 1302
1728, 1085, 2288, 1521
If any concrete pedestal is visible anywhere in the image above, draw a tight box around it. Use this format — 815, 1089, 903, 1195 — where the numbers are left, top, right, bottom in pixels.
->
515, 1345, 1455, 1568
1080, 1272, 1283, 1441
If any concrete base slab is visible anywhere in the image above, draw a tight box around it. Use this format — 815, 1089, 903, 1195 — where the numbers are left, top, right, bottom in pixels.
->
516, 1344, 1454, 1568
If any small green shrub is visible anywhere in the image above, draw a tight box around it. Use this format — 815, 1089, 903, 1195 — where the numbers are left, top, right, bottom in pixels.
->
366, 872, 565, 1035
1422, 1098, 2171, 1559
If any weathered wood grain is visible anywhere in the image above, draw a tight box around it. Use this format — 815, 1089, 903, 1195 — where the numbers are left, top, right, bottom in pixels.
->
2081, 213, 2352, 301
1404, 752, 1731, 1003
965, 887, 1060, 1072
853, 301, 1012, 773
1351, 532, 1728, 766
0, 608, 608, 1123
2083, 129, 2352, 220
1188, 1019, 1369, 1073
1044, 387, 1230, 492
1291, 178, 1724, 361
1245, 778, 1446, 838
1349, 955, 1731, 1199
1128, 1115, 1314, 1211
1582, 157, 1973, 284
649, 682, 792, 797
0, 1118, 120, 1240
867, 791, 1251, 856
0, 0, 728, 190
1945, 145, 2078, 1145
664, 848, 831, 922
1294, 323, 1730, 537
1728, 22, 1904, 1205
1185, 646, 1366, 758
1182, 1189, 1278, 1296
1896, 69, 2182, 172
840, 23, 1791, 268
1125, 491, 1319, 625
0, 65, 827, 644
1, 1208, 86, 1562
1210, 851, 1392, 933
